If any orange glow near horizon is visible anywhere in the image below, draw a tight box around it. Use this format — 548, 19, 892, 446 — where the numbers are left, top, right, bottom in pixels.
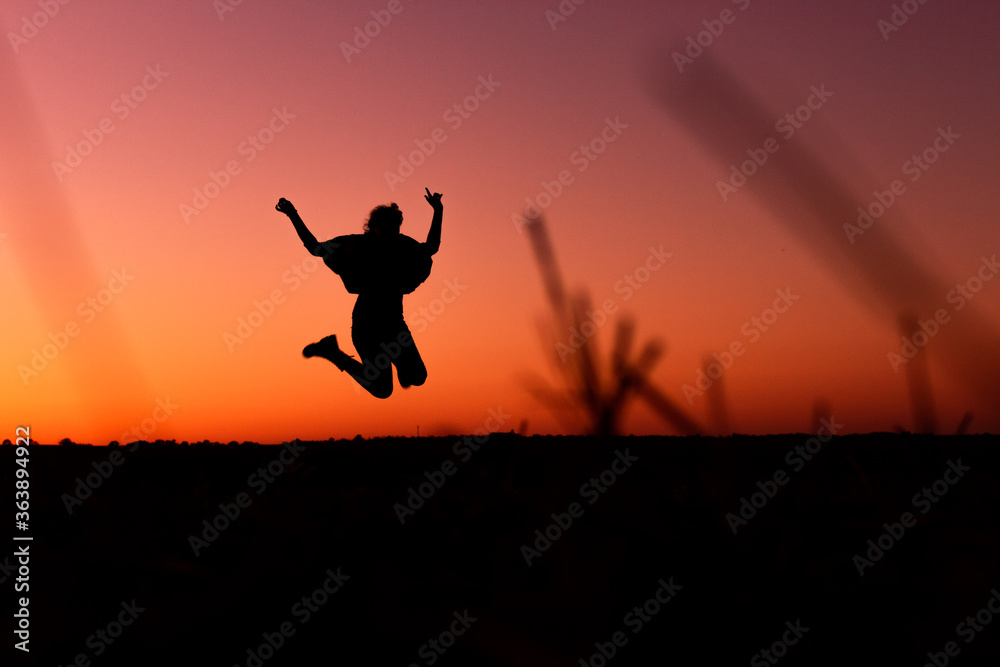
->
2, 0, 999, 443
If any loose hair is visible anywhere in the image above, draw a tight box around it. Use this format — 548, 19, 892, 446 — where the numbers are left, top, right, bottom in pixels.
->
364, 203, 402, 234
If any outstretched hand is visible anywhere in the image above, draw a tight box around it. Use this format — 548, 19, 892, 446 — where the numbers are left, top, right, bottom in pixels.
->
275, 198, 297, 216
424, 188, 443, 211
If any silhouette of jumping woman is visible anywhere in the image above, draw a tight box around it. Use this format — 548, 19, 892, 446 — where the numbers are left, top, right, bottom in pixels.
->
275, 189, 443, 398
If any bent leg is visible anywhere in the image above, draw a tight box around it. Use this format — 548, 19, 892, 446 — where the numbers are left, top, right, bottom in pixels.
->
394, 323, 427, 388
352, 326, 394, 399
303, 334, 391, 398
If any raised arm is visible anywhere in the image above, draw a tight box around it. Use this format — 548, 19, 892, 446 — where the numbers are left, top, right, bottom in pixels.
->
275, 198, 325, 256
424, 188, 443, 256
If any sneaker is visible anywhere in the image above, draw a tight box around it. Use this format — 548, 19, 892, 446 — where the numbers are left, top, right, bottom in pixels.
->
303, 335, 356, 371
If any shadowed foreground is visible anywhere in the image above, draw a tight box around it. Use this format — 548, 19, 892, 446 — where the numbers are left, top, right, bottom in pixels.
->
10, 433, 1000, 666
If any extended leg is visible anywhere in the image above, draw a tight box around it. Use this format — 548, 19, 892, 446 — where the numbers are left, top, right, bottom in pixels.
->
351, 327, 395, 399
393, 324, 427, 388
303, 334, 391, 398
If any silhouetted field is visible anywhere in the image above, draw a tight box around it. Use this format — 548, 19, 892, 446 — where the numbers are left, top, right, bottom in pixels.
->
6, 433, 1000, 666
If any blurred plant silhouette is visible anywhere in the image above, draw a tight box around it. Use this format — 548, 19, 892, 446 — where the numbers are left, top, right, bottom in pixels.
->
520, 214, 703, 437
644, 48, 996, 434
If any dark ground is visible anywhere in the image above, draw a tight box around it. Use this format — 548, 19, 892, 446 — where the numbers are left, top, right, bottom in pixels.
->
3, 433, 1000, 666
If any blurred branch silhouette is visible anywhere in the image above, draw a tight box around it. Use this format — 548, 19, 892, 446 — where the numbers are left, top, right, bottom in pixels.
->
644, 47, 998, 432
521, 214, 703, 436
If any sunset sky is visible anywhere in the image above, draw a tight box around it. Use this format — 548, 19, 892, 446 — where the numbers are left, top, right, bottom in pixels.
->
2, 0, 998, 443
